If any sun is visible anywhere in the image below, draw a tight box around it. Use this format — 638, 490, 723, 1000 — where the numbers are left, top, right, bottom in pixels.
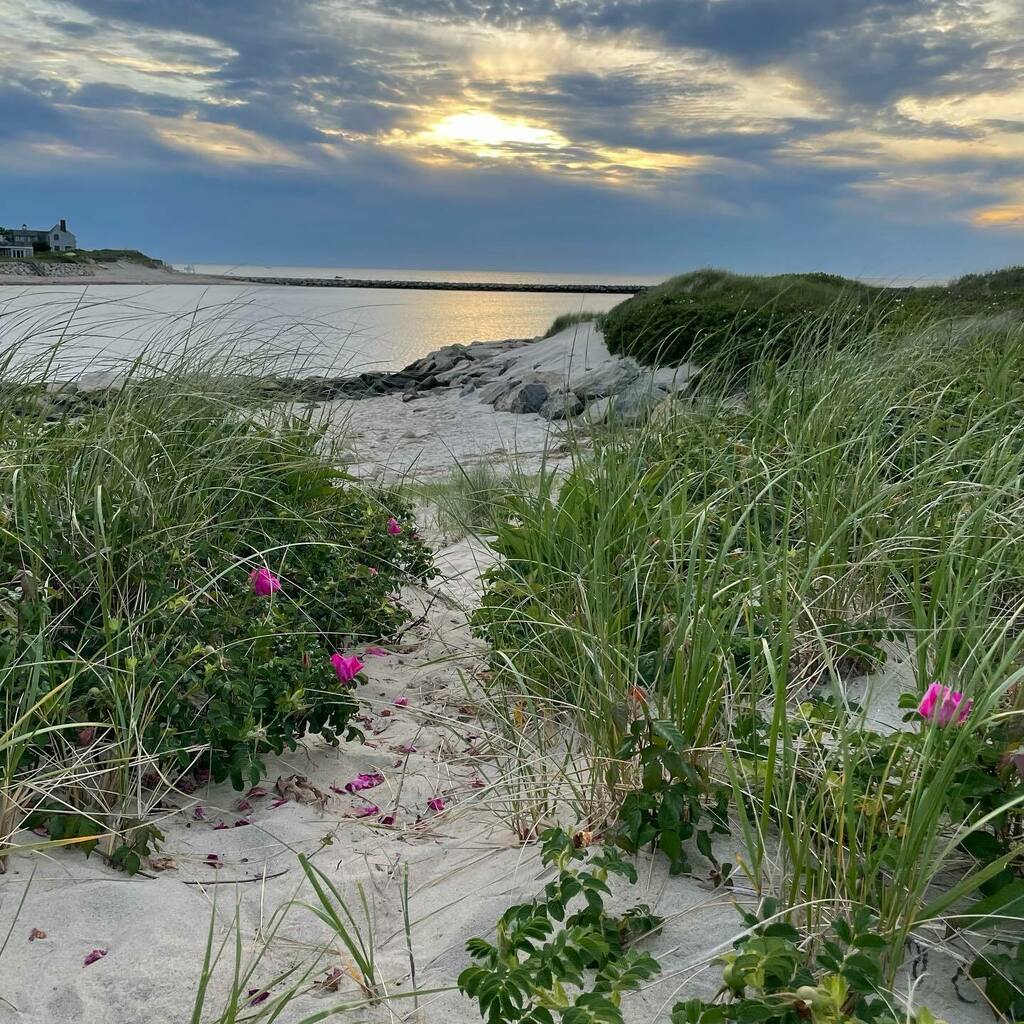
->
427, 111, 567, 152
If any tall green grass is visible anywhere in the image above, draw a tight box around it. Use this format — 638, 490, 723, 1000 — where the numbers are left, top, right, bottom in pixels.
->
474, 314, 1024, 975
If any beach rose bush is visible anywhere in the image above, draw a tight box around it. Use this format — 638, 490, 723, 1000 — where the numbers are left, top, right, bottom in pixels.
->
0, 396, 435, 792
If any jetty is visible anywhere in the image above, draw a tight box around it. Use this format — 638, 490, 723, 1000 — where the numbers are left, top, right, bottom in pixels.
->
231, 275, 647, 294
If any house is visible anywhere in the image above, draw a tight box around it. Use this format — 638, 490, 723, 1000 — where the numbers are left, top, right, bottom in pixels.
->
3, 219, 78, 253
0, 234, 34, 259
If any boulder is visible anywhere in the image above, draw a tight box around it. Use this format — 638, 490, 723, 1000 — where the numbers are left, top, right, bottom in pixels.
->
497, 382, 550, 414
540, 389, 584, 421
574, 359, 642, 400
608, 379, 671, 422
582, 397, 612, 423
478, 378, 519, 405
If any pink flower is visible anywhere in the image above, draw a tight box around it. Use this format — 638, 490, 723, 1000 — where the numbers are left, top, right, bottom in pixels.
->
426, 796, 445, 813
83, 949, 107, 967
366, 646, 388, 657
368, 566, 379, 577
393, 695, 409, 707
331, 653, 365, 684
918, 682, 973, 727
250, 567, 281, 597
386, 517, 402, 536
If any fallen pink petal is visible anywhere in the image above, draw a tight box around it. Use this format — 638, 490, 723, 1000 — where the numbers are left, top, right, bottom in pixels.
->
247, 989, 271, 1006
426, 796, 445, 813
366, 646, 389, 657
83, 949, 107, 967
354, 804, 380, 817
340, 772, 384, 794
246, 786, 269, 798
379, 814, 396, 825
270, 798, 288, 809
234, 798, 252, 812
234, 818, 252, 827
192, 806, 206, 820
213, 821, 229, 830
393, 695, 409, 707
28, 928, 46, 942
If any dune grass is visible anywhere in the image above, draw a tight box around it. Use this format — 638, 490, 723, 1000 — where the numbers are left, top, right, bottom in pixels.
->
472, 312, 1024, 995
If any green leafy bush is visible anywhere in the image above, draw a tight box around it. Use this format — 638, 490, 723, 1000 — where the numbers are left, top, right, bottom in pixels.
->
672, 905, 945, 1023
459, 828, 662, 1024
0, 379, 434, 799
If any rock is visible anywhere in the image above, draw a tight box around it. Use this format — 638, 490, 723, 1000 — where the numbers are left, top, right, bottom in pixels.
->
505, 382, 550, 414
540, 389, 584, 420
582, 397, 612, 423
461, 383, 477, 396
434, 359, 474, 384
574, 359, 642, 400
607, 379, 671, 422
477, 378, 518, 405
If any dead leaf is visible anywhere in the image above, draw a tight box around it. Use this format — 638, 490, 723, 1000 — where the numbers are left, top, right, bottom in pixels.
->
148, 856, 178, 872
28, 928, 46, 942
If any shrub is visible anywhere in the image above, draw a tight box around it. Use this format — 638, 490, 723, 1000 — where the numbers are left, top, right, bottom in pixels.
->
0, 364, 434, 828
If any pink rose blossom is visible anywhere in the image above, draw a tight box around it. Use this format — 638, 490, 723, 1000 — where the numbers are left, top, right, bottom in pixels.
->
386, 517, 402, 536
331, 653, 365, 684
918, 682, 973, 727
426, 796, 445, 813
249, 567, 281, 597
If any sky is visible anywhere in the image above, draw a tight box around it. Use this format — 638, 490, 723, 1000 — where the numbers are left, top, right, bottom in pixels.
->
1, 0, 1022, 278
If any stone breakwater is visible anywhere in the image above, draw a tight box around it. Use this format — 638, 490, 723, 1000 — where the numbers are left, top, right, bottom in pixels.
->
15, 323, 694, 425
289, 322, 696, 423
232, 276, 647, 294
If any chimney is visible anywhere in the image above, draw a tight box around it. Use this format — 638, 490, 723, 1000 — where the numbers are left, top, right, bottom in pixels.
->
60, 219, 67, 232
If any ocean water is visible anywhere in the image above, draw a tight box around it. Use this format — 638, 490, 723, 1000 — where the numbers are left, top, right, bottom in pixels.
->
0, 266, 662, 378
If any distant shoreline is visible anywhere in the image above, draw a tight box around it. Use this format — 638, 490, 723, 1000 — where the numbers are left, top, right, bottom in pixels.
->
0, 260, 646, 294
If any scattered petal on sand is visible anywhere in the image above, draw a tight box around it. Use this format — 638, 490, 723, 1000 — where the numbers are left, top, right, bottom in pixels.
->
353, 804, 380, 817
193, 806, 206, 820
426, 797, 445, 813
83, 949, 107, 967
213, 821, 229, 830
28, 928, 46, 942
319, 966, 345, 991
270, 797, 288, 809
234, 798, 252, 812
247, 989, 271, 1006
379, 708, 392, 717
468, 778, 485, 789
393, 695, 409, 707
206, 854, 223, 869
234, 818, 252, 827
394, 744, 416, 754
246, 786, 268, 798
336, 772, 384, 794
379, 814, 396, 826
365, 646, 388, 657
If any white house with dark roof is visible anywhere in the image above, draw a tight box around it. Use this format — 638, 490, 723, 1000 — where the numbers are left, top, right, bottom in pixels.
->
0, 234, 34, 259
3, 219, 78, 253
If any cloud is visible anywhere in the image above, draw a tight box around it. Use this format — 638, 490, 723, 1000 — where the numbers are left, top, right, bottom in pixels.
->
1, 0, 1022, 271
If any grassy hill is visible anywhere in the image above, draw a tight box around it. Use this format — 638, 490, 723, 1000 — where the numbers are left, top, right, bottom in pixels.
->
598, 266, 1024, 369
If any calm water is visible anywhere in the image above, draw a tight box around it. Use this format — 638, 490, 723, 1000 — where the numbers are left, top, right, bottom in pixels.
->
0, 266, 663, 378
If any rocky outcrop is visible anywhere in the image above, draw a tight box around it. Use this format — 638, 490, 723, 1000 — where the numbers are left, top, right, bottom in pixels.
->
25, 322, 695, 426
